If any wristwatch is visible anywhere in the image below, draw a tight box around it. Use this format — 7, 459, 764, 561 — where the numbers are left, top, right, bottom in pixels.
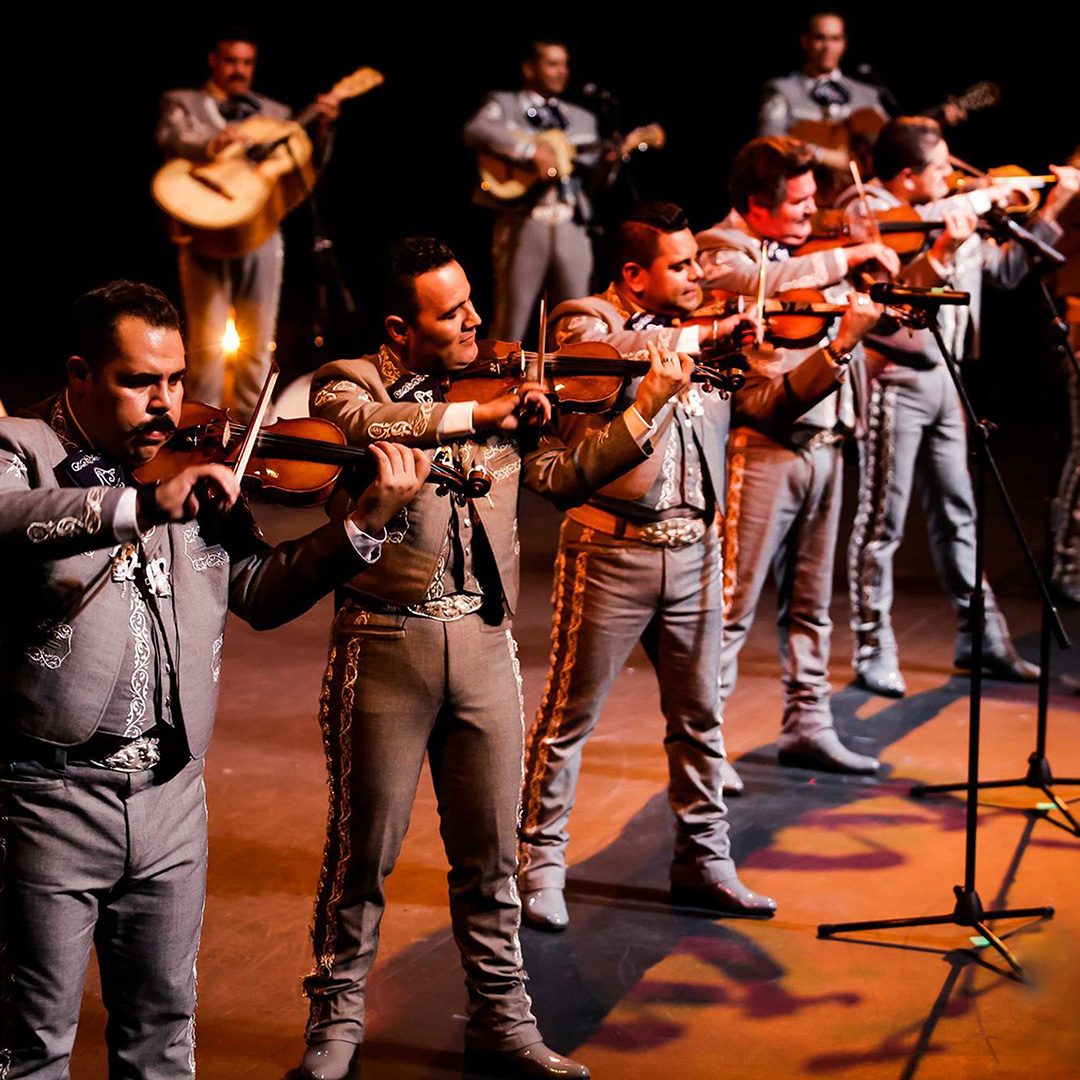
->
823, 342, 853, 366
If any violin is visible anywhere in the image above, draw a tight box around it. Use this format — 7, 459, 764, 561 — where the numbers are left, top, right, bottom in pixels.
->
946, 157, 1057, 217
690, 288, 848, 349
134, 401, 492, 507
444, 338, 749, 413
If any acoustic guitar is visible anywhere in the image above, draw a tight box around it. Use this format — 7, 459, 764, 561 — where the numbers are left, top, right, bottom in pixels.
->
152, 66, 384, 259
477, 123, 666, 203
791, 81, 1001, 201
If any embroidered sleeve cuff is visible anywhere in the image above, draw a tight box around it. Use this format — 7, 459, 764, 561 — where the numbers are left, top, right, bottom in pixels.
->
673, 325, 701, 355
624, 404, 658, 446
343, 520, 386, 563
114, 487, 141, 543
438, 401, 476, 440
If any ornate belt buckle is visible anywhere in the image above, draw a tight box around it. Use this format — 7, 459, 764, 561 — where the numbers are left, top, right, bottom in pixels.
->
638, 517, 707, 549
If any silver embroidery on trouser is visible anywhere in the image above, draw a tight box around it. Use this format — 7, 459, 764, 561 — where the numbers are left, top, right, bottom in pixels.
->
504, 629, 531, 996
848, 383, 898, 661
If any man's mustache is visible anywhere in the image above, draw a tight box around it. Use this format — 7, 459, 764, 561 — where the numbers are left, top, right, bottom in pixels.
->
133, 419, 177, 438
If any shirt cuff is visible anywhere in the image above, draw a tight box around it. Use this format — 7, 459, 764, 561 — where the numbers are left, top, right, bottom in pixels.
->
115, 487, 141, 543
438, 401, 476, 440
623, 404, 658, 446
344, 520, 386, 564
673, 325, 701, 354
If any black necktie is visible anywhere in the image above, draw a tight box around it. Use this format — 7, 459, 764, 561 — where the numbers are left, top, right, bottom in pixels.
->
526, 99, 569, 131
218, 94, 260, 124
811, 78, 851, 108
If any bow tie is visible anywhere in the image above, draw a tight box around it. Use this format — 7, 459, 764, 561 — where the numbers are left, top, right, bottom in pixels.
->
625, 311, 675, 331
526, 99, 568, 131
217, 94, 260, 124
810, 78, 851, 108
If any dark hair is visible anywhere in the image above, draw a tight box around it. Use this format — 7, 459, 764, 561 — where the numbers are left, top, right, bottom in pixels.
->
805, 11, 846, 32
729, 136, 816, 214
212, 26, 258, 51
873, 117, 942, 181
524, 38, 568, 64
610, 202, 690, 278
71, 281, 181, 369
382, 237, 457, 322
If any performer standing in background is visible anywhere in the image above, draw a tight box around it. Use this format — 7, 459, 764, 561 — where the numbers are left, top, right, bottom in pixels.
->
757, 12, 889, 177
302, 237, 690, 1080
0, 280, 422, 1078
464, 40, 601, 341
155, 28, 339, 419
839, 118, 1077, 695
696, 136, 899, 778
517, 201, 883, 932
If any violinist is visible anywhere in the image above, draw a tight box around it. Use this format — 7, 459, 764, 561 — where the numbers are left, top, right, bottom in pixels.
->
0, 281, 425, 1078
301, 237, 689, 1080
516, 202, 882, 933
839, 116, 1078, 696
695, 135, 889, 778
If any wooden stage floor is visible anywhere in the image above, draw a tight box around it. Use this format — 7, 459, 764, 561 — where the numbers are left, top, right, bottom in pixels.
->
70, 477, 1080, 1080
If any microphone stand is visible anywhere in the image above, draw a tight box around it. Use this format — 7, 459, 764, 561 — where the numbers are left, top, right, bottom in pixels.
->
818, 306, 1059, 979
910, 277, 1080, 836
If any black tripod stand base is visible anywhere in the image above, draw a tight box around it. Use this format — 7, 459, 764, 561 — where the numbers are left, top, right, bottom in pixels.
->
818, 888, 1054, 979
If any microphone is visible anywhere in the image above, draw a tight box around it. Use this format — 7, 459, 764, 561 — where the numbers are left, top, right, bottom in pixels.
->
980, 205, 1066, 266
854, 63, 902, 116
868, 282, 970, 307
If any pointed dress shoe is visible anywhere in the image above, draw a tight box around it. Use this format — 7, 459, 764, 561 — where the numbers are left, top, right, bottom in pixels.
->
854, 656, 907, 698
670, 875, 777, 918
464, 1041, 590, 1078
300, 1039, 358, 1080
720, 756, 745, 795
777, 728, 880, 775
521, 887, 569, 931
955, 644, 1040, 682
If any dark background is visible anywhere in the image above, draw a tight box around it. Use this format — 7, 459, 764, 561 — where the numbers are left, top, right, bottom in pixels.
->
3, 7, 1076, 420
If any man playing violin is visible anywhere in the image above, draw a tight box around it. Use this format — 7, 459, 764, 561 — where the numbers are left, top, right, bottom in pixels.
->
302, 237, 690, 1080
155, 27, 340, 421
838, 117, 1078, 695
695, 136, 897, 781
0, 281, 425, 1077
515, 201, 883, 933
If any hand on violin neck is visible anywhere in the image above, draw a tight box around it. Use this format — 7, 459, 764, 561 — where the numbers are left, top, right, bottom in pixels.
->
349, 442, 430, 534
635, 342, 693, 422
1042, 164, 1080, 223
833, 294, 885, 354
931, 203, 978, 265
136, 463, 241, 529
845, 242, 901, 277
473, 383, 553, 433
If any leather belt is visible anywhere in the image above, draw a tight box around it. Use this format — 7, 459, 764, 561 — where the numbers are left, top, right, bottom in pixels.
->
2, 728, 172, 772
567, 505, 708, 549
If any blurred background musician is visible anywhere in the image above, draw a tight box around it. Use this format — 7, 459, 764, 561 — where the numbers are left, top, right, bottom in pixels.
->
155, 27, 339, 420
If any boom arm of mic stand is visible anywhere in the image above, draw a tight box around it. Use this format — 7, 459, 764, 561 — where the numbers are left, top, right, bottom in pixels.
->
930, 320, 1069, 649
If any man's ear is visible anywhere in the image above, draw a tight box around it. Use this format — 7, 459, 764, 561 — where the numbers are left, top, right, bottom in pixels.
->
67, 355, 93, 396
385, 314, 408, 348
621, 262, 648, 296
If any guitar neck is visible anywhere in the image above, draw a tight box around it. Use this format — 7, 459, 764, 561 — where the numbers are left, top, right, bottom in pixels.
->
293, 99, 324, 129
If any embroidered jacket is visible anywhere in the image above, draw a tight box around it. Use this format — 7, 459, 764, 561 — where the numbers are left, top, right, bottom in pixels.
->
310, 346, 652, 612
0, 397, 372, 752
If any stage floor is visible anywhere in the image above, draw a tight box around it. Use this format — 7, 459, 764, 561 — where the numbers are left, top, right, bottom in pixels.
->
70, 482, 1080, 1080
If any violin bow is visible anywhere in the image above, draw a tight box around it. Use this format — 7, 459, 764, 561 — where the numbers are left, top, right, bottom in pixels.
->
537, 295, 548, 386
232, 360, 280, 480
755, 240, 768, 346
849, 160, 884, 248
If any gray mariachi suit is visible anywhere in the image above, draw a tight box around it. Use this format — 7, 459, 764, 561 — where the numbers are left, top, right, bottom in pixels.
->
836, 184, 1064, 669
0, 396, 375, 1078
696, 212, 864, 743
757, 69, 887, 139
516, 285, 849, 894
463, 90, 600, 340
305, 347, 652, 1052
155, 84, 292, 420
